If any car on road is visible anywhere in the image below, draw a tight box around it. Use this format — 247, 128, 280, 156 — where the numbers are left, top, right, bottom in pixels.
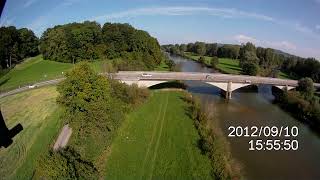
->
141, 73, 152, 77
245, 80, 251, 83
28, 85, 37, 89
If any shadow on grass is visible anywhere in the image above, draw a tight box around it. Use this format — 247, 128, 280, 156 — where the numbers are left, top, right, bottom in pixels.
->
149, 81, 187, 90
0, 110, 23, 148
0, 77, 10, 87
219, 62, 240, 69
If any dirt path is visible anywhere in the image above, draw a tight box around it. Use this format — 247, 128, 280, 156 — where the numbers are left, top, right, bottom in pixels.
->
53, 124, 72, 151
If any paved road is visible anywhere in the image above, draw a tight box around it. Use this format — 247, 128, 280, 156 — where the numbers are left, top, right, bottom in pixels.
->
114, 71, 320, 87
0, 78, 65, 98
1, 71, 320, 98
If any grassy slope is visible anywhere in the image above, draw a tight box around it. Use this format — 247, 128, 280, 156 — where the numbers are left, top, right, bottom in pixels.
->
105, 91, 212, 179
0, 56, 169, 92
0, 86, 62, 179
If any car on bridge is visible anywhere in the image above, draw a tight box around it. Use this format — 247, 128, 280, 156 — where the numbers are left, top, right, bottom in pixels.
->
141, 73, 152, 77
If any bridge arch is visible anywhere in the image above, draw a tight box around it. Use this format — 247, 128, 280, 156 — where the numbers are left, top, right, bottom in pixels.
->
205, 82, 253, 92
273, 85, 295, 91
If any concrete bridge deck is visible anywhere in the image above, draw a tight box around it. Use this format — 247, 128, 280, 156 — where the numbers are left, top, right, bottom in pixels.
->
114, 71, 320, 99
1, 71, 320, 99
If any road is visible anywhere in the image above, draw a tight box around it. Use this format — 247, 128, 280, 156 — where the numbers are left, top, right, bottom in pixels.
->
1, 71, 320, 98
113, 71, 320, 87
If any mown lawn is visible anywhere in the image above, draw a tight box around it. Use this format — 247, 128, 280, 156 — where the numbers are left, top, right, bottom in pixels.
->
105, 91, 213, 179
0, 86, 62, 179
184, 52, 242, 74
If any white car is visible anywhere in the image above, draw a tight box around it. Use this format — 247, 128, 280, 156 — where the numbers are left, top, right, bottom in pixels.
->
141, 73, 152, 77
245, 80, 251, 83
28, 85, 36, 88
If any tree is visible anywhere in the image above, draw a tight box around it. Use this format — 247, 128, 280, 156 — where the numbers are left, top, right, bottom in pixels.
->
242, 63, 259, 75
297, 77, 315, 100
179, 44, 187, 52
211, 56, 219, 68
240, 51, 259, 68
0, 26, 39, 69
194, 42, 206, 56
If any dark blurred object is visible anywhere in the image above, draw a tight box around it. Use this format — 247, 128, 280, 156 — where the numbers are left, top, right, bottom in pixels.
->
0, 0, 6, 18
0, 110, 23, 148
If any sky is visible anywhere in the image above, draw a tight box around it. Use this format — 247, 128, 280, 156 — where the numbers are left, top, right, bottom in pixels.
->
1, 0, 320, 59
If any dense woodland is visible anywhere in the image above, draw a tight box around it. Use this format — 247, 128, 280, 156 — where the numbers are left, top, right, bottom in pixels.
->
40, 21, 164, 70
0, 26, 39, 69
163, 42, 320, 82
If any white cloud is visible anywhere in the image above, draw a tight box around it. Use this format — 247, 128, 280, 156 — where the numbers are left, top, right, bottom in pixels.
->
233, 34, 297, 51
91, 6, 275, 22
234, 34, 259, 44
23, 0, 38, 8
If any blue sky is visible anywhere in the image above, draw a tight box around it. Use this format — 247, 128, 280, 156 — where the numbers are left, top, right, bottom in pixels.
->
1, 0, 320, 59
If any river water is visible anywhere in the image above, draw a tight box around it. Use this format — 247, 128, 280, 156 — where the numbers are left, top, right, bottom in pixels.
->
169, 54, 320, 180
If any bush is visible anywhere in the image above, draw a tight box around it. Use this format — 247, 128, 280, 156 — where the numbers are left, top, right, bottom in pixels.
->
35, 147, 98, 179
242, 62, 259, 75
185, 95, 242, 180
211, 56, 219, 68
198, 56, 206, 64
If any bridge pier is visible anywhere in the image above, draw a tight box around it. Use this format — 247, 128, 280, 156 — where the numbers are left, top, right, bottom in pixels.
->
226, 81, 232, 99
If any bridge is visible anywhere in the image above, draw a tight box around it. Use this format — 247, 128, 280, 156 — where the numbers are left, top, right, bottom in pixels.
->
114, 71, 320, 99
1, 71, 320, 99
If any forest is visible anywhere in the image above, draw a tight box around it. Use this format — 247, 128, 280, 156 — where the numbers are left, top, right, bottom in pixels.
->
40, 21, 164, 70
1, 22, 164, 72
0, 26, 39, 70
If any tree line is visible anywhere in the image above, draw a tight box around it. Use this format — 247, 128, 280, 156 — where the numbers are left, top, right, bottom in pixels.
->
1, 21, 164, 72
0, 26, 39, 70
274, 77, 320, 131
40, 21, 164, 70
163, 42, 320, 82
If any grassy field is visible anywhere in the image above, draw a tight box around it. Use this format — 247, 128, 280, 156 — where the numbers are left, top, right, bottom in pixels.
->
105, 91, 213, 179
0, 86, 62, 179
0, 56, 169, 92
184, 52, 242, 74
154, 60, 170, 71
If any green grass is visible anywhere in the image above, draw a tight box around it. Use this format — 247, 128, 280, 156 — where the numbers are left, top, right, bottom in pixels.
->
0, 56, 109, 92
154, 60, 170, 71
105, 91, 213, 179
0, 86, 62, 179
184, 52, 242, 74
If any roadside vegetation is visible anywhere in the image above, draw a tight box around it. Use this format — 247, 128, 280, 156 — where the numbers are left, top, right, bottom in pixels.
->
105, 91, 213, 179
274, 77, 320, 131
0, 86, 62, 179
184, 94, 242, 180
34, 62, 150, 178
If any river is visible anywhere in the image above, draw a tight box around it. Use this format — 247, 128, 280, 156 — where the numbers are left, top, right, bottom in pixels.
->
169, 54, 320, 180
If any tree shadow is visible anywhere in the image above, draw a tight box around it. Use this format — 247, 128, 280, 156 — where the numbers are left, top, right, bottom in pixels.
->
0, 77, 10, 86
219, 62, 241, 69
0, 110, 23, 148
